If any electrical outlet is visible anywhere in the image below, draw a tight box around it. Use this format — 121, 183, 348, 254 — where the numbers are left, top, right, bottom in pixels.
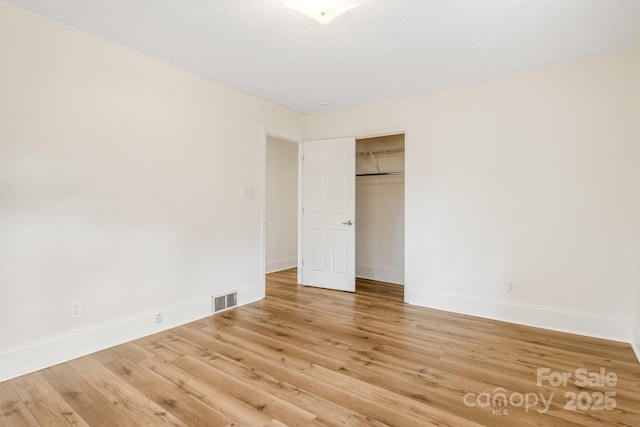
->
507, 280, 517, 294
156, 313, 163, 323
70, 300, 83, 319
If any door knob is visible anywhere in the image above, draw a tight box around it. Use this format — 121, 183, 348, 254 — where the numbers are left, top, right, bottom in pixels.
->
342, 220, 353, 226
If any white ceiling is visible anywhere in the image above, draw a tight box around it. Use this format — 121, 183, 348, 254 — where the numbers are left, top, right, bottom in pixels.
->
4, 0, 640, 115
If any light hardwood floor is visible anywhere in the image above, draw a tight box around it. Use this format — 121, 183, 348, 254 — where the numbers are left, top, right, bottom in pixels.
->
1, 268, 639, 426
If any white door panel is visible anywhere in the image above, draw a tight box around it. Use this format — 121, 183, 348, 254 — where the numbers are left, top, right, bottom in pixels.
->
302, 137, 355, 292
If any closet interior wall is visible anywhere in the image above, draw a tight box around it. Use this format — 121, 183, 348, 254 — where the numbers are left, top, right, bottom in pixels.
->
356, 134, 405, 285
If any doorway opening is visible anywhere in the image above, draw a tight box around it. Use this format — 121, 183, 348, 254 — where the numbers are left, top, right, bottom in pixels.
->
265, 132, 405, 298
355, 134, 405, 292
265, 135, 299, 274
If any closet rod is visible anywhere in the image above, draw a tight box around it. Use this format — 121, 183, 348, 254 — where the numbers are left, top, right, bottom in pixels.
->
356, 171, 405, 177
356, 148, 404, 156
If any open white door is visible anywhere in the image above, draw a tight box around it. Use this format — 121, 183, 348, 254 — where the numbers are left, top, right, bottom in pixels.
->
301, 137, 356, 292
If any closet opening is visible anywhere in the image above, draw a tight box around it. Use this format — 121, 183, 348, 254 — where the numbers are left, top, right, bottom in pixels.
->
356, 134, 405, 290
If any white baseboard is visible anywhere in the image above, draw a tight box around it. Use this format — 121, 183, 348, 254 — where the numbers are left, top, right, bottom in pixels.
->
633, 326, 640, 364
405, 288, 633, 343
266, 256, 297, 274
241, 283, 265, 305
633, 344, 640, 365
356, 266, 404, 285
0, 283, 263, 383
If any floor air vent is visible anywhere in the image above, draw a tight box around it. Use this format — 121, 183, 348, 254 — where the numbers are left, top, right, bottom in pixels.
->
226, 292, 237, 308
212, 291, 238, 313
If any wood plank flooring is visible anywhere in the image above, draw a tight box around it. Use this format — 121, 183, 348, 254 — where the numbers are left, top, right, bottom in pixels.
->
1, 268, 639, 426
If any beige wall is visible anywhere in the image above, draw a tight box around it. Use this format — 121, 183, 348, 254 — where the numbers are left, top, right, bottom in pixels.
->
265, 136, 298, 273
308, 52, 640, 342
0, 4, 304, 380
635, 44, 640, 359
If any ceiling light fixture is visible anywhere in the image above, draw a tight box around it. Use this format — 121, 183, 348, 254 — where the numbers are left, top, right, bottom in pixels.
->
286, 0, 363, 25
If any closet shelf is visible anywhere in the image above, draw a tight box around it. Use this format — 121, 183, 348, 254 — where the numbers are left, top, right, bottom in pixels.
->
356, 148, 404, 156
356, 171, 405, 177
